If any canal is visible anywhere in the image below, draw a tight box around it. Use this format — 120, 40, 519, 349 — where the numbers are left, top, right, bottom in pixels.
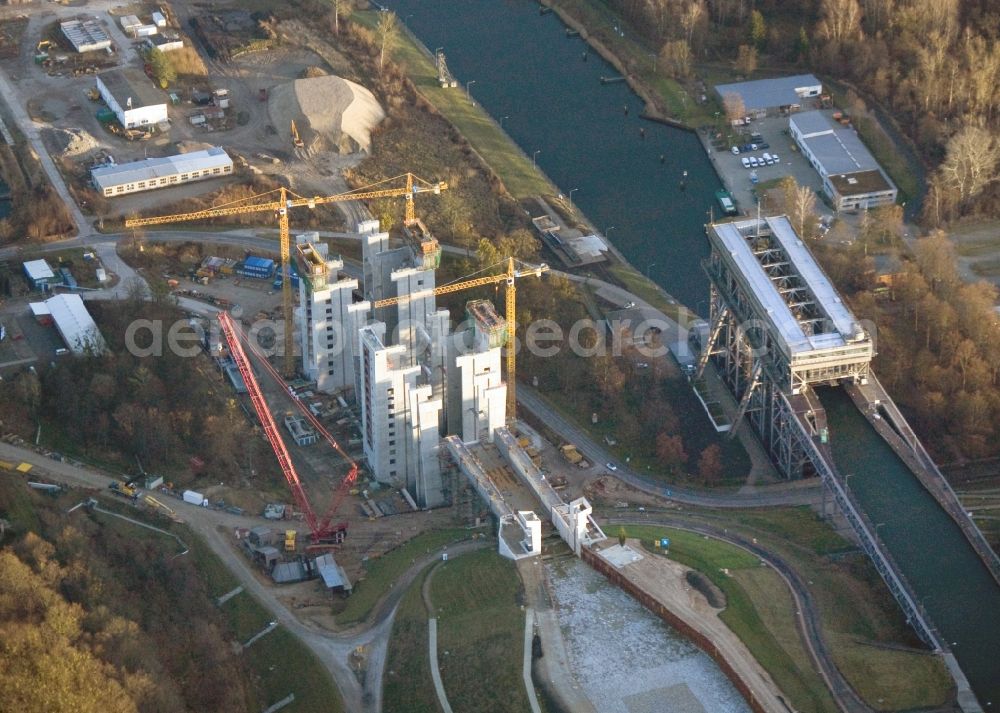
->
382, 0, 1000, 705
384, 0, 722, 312
821, 387, 1000, 706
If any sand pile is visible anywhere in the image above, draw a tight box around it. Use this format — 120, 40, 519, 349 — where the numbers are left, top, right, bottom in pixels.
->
268, 75, 384, 154
46, 127, 101, 157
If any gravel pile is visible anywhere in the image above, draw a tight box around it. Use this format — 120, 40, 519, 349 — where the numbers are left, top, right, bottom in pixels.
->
46, 127, 101, 157
267, 75, 384, 154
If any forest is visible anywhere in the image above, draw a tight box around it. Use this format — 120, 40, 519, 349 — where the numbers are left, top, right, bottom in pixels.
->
0, 482, 255, 713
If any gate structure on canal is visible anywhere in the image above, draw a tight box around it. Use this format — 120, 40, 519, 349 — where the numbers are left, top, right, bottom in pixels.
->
695, 216, 939, 649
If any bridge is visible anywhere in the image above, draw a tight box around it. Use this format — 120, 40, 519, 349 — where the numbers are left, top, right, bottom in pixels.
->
698, 215, 997, 711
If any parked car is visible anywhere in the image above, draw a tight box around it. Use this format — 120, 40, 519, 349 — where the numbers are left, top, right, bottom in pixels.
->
741, 157, 751, 168
771, 153, 780, 164
606, 462, 619, 472
759, 142, 770, 149
731, 146, 740, 155
750, 143, 759, 151
741, 143, 752, 152
749, 156, 759, 167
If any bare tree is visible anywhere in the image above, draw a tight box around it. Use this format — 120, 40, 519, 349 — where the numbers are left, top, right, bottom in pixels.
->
816, 0, 863, 43
331, 0, 344, 35
376, 10, 398, 73
937, 124, 1000, 207
735, 44, 758, 75
680, 0, 705, 48
788, 184, 817, 238
659, 39, 692, 79
722, 91, 746, 124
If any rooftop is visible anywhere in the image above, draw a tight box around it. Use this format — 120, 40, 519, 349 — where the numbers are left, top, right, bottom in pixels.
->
91, 147, 232, 190
60, 19, 111, 51
828, 169, 893, 196
97, 68, 166, 110
23, 259, 55, 281
790, 111, 886, 177
710, 217, 867, 357
37, 293, 107, 354
714, 74, 821, 111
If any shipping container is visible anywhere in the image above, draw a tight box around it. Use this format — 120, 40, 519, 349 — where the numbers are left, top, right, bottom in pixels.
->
182, 489, 205, 506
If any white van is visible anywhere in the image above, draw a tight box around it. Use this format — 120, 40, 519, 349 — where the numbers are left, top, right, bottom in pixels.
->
741, 157, 751, 168
762, 152, 773, 164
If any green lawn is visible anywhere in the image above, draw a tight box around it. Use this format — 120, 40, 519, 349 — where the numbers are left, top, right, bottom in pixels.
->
614, 520, 953, 711
382, 569, 440, 713
353, 11, 552, 200
335, 527, 474, 625
185, 533, 345, 713
431, 549, 530, 713
616, 523, 838, 713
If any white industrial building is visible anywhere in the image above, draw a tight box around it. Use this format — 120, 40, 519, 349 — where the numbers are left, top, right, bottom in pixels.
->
146, 34, 183, 52
151, 11, 167, 27
95, 68, 167, 129
60, 19, 112, 53
789, 111, 898, 211
32, 293, 106, 355
120, 15, 142, 34
91, 146, 233, 197
295, 233, 370, 393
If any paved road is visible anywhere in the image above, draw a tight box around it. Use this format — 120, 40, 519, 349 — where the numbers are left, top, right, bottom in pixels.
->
0, 438, 486, 713
517, 385, 820, 509
604, 514, 876, 713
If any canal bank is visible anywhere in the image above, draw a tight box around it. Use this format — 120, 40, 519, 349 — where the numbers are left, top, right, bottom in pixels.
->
382, 0, 723, 312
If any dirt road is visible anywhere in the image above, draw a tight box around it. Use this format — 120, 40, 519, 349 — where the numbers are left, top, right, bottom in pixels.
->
0, 438, 486, 713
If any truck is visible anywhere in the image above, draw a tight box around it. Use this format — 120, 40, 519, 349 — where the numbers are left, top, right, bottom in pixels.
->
182, 489, 206, 506
559, 444, 591, 469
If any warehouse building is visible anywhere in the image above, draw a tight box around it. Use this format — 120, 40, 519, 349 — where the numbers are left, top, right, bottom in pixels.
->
789, 111, 898, 211
91, 146, 233, 197
60, 19, 112, 53
715, 74, 822, 118
120, 15, 142, 34
31, 293, 107, 355
95, 68, 167, 129
23, 259, 58, 291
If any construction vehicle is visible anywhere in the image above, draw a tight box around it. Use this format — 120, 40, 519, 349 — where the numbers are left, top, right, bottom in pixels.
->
87, 87, 100, 101
108, 480, 139, 498
290, 120, 304, 148
36, 40, 54, 52
218, 311, 356, 546
284, 529, 297, 552
124, 173, 449, 377
0, 460, 32, 473
374, 257, 548, 419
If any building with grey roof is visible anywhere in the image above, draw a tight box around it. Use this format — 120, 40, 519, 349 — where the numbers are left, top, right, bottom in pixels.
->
789, 111, 897, 211
60, 19, 112, 53
91, 146, 233, 197
714, 74, 822, 118
95, 68, 167, 129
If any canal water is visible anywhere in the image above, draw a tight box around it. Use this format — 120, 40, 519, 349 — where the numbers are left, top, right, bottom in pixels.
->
382, 1, 1000, 705
384, 0, 722, 312
821, 387, 1000, 706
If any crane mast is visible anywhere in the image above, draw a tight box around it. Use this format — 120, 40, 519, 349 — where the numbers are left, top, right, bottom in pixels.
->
123, 173, 448, 377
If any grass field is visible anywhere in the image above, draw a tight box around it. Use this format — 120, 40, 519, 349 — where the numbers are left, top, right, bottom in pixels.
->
382, 569, 440, 713
431, 549, 530, 713
614, 521, 953, 711
353, 11, 553, 200
616, 523, 839, 713
334, 527, 474, 625
185, 533, 345, 713
549, 0, 717, 126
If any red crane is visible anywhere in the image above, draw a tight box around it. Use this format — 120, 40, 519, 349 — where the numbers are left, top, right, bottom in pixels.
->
218, 312, 358, 544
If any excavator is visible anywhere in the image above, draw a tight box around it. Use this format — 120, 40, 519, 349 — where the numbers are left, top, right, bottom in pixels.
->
291, 120, 304, 148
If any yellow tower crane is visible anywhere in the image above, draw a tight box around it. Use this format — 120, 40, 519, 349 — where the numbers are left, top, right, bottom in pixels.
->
123, 173, 448, 377
373, 257, 548, 420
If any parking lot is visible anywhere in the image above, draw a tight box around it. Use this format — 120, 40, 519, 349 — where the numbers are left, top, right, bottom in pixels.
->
701, 114, 826, 218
